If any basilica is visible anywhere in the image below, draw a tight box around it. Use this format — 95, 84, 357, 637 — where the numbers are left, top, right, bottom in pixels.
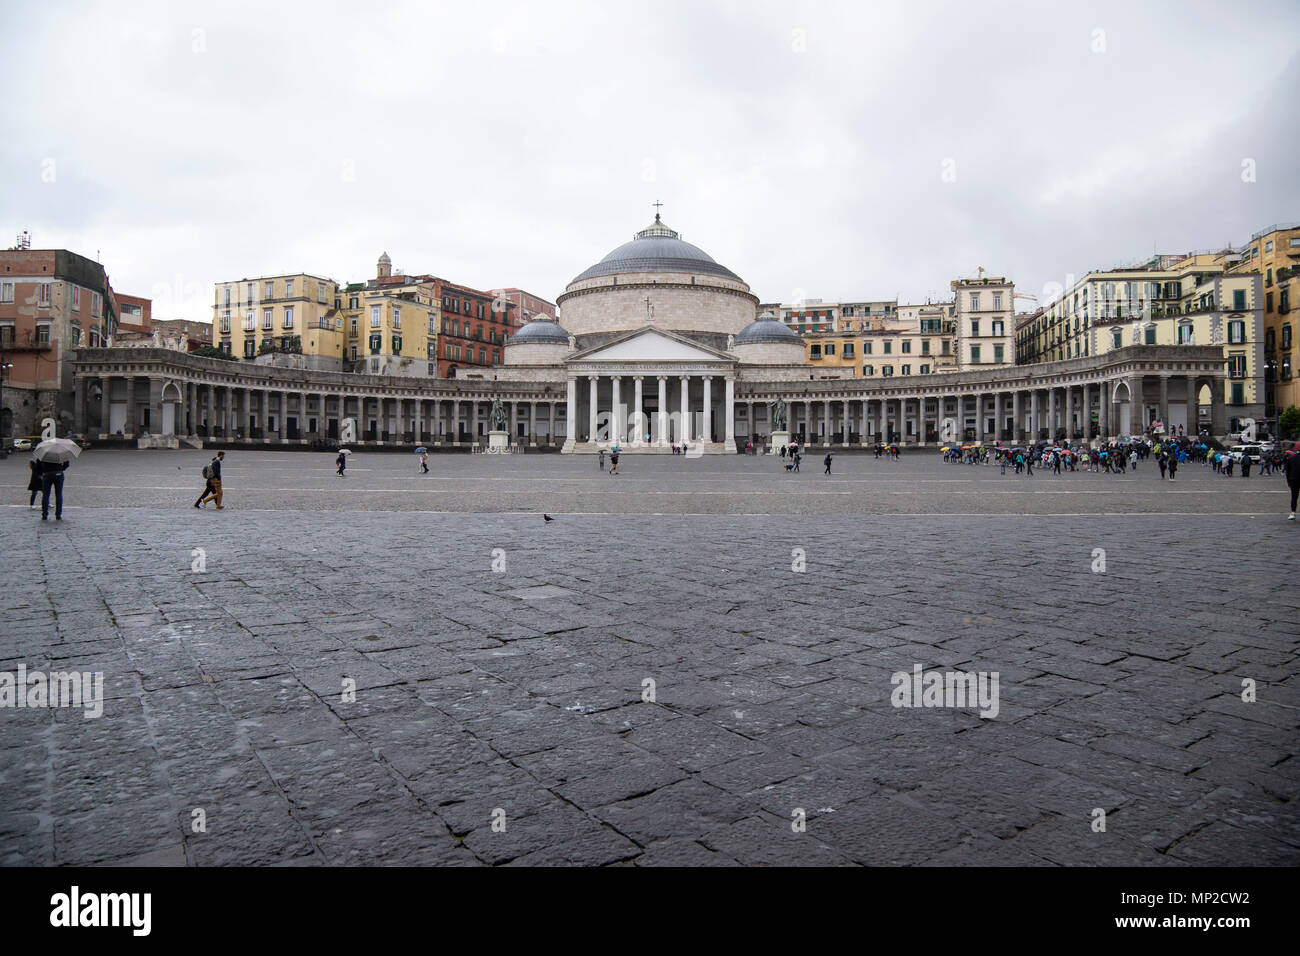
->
70, 214, 1231, 451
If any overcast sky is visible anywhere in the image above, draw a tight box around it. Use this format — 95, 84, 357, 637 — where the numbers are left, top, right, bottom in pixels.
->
3, 0, 1297, 322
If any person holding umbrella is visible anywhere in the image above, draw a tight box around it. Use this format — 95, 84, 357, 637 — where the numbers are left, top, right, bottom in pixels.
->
32, 436, 81, 521
419, 449, 429, 474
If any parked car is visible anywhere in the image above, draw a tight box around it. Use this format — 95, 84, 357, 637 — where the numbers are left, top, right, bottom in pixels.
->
12, 437, 34, 452
1228, 444, 1262, 464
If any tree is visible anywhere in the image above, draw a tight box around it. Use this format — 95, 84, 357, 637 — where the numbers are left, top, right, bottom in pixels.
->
1279, 404, 1300, 439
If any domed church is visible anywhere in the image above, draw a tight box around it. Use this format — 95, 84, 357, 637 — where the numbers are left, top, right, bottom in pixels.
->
505, 211, 804, 452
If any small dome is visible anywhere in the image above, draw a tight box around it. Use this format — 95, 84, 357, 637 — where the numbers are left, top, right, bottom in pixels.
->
507, 318, 570, 345
378, 251, 391, 262
734, 313, 802, 345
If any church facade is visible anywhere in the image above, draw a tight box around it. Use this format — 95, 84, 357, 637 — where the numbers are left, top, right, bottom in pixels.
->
70, 215, 1232, 449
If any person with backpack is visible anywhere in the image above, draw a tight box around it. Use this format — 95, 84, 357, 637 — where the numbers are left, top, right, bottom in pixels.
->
609, 447, 620, 475
823, 452, 833, 475
195, 451, 225, 509
336, 450, 346, 477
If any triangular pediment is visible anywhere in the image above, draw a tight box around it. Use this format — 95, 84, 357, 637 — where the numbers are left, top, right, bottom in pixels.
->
569, 327, 732, 363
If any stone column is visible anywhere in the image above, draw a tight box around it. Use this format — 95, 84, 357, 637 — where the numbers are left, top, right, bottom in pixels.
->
610, 377, 621, 442
1029, 390, 1040, 441
588, 375, 598, 443
724, 377, 735, 451
1158, 375, 1169, 432
1185, 375, 1197, 434
565, 379, 576, 447
633, 376, 644, 444
859, 399, 869, 445
803, 400, 811, 444
657, 376, 667, 446
99, 377, 111, 437
470, 399, 479, 443
702, 375, 712, 443
679, 375, 690, 443
528, 401, 537, 444
547, 401, 555, 445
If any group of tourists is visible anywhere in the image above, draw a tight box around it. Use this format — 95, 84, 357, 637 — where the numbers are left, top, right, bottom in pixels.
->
873, 442, 901, 460
779, 442, 802, 471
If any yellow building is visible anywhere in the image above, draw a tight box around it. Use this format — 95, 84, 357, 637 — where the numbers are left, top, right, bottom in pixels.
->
340, 284, 441, 377
1090, 270, 1264, 427
1230, 223, 1300, 421
213, 273, 342, 363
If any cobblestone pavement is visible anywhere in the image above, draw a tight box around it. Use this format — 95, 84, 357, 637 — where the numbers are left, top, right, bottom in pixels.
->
1, 450, 1296, 866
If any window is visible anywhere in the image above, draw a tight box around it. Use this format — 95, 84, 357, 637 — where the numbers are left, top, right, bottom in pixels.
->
221, 312, 231, 333
1227, 320, 1245, 344
285, 279, 295, 297
842, 343, 854, 358
994, 345, 1004, 362
883, 341, 892, 354
283, 307, 294, 329
392, 335, 402, 353
393, 307, 401, 329
262, 309, 273, 330
350, 345, 358, 360
39, 283, 50, 306
369, 334, 382, 354
970, 345, 981, 363
265, 281, 274, 299
919, 364, 930, 374
1283, 355, 1293, 380
1266, 292, 1274, 312
1144, 326, 1157, 345
970, 320, 980, 337
244, 340, 255, 358
349, 316, 357, 336
1231, 383, 1244, 405
247, 283, 255, 304
864, 341, 873, 355
825, 343, 835, 356
810, 345, 822, 359
882, 365, 893, 377
71, 324, 81, 345
1233, 289, 1246, 311
942, 340, 950, 355
71, 286, 81, 311
479, 347, 487, 363
0, 281, 12, 303
428, 314, 437, 334
1178, 324, 1193, 344
969, 293, 980, 311
1228, 354, 1246, 378
1283, 323, 1292, 350
863, 365, 874, 376
992, 293, 1002, 310
223, 287, 231, 307
902, 340, 911, 354
1266, 240, 1274, 252
370, 306, 381, 328
901, 364, 911, 375
493, 350, 501, 365
243, 314, 255, 332
991, 320, 1003, 336
1112, 330, 1122, 349
318, 282, 327, 302
36, 324, 50, 344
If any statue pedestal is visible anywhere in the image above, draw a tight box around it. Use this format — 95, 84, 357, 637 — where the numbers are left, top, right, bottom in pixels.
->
768, 430, 789, 455
487, 430, 510, 454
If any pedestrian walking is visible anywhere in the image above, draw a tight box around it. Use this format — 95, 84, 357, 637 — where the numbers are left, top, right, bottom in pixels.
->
1158, 455, 1167, 479
598, 449, 606, 471
336, 451, 346, 477
1285, 450, 1300, 520
780, 445, 787, 460
1241, 455, 1252, 478
37, 457, 70, 520
1168, 455, 1178, 481
196, 451, 225, 509
609, 448, 620, 475
823, 452, 832, 475
27, 459, 41, 508
792, 452, 801, 472
420, 451, 429, 474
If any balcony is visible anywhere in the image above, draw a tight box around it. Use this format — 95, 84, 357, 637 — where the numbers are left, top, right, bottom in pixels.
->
3, 331, 53, 351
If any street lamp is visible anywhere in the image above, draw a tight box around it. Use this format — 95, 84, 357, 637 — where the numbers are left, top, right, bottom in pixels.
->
0, 355, 12, 457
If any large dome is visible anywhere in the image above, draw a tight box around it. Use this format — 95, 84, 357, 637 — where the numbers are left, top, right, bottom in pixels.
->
570, 215, 742, 283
